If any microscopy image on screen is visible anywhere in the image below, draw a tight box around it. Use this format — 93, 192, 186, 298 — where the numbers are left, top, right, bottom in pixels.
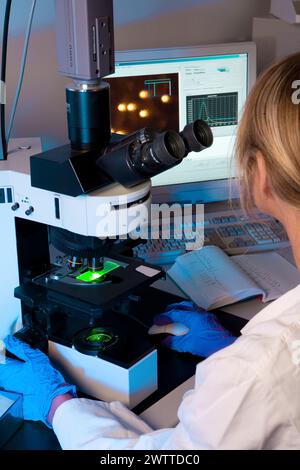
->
106, 73, 179, 135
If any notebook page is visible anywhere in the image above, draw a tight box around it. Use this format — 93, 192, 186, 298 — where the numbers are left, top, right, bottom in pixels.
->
168, 246, 262, 310
232, 252, 300, 302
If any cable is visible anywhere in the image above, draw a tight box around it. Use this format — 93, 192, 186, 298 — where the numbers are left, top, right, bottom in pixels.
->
6, 0, 36, 142
0, 0, 12, 160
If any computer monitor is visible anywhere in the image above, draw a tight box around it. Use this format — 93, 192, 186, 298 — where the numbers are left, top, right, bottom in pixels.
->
106, 42, 257, 203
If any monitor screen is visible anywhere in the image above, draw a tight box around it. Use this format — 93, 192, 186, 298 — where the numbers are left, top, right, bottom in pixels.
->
106, 44, 254, 191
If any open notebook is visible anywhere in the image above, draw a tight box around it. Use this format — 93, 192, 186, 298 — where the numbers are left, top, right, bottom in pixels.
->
168, 246, 300, 311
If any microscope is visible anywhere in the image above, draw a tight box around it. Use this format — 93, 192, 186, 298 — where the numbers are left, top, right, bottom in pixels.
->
0, 0, 213, 408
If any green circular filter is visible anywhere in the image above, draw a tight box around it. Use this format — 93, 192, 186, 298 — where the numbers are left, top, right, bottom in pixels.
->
85, 332, 113, 344
73, 327, 119, 356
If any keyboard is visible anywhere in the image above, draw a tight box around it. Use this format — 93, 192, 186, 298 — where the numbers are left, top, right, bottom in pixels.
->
133, 209, 290, 266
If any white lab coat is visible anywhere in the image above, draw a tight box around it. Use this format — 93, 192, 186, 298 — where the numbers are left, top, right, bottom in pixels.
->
53, 284, 300, 450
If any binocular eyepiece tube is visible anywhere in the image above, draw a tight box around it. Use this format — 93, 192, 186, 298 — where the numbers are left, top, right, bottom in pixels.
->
97, 119, 214, 189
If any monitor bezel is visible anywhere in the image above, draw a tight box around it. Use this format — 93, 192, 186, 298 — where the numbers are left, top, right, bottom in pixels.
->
114, 42, 257, 204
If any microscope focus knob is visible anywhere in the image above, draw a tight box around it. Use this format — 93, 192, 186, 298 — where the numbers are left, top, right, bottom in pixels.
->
25, 206, 34, 216
11, 203, 20, 211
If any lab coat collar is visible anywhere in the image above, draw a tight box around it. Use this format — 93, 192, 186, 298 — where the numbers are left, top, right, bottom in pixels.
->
241, 283, 300, 336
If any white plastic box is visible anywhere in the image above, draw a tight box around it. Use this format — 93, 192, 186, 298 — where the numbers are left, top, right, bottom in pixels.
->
49, 341, 158, 409
271, 0, 300, 24
253, 16, 300, 74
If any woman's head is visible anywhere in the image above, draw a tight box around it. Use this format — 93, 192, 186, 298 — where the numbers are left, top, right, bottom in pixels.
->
236, 52, 300, 219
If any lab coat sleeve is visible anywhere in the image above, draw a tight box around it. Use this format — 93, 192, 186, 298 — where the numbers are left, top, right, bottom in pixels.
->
53, 342, 278, 450
52, 399, 175, 450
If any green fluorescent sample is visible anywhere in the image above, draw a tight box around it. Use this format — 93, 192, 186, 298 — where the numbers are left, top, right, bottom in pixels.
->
76, 261, 120, 283
86, 333, 113, 344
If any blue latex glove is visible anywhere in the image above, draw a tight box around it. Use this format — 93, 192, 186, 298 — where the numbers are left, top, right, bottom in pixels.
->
153, 301, 237, 358
0, 336, 76, 427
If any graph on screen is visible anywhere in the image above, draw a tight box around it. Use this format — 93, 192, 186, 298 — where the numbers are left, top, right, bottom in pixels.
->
187, 92, 238, 127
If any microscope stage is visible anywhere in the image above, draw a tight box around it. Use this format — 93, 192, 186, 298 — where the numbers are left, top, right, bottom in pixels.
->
22, 254, 164, 315
36, 258, 126, 288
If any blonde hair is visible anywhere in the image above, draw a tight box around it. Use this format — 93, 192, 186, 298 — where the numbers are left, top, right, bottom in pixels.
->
236, 52, 300, 213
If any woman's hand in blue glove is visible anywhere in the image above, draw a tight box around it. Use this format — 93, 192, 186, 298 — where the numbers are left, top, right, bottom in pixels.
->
0, 336, 76, 427
151, 301, 237, 358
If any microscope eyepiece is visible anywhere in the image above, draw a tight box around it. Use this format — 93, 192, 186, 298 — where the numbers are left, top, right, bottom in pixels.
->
137, 130, 186, 176
180, 119, 214, 154
152, 130, 186, 165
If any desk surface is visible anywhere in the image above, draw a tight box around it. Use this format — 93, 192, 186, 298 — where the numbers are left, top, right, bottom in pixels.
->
3, 422, 60, 450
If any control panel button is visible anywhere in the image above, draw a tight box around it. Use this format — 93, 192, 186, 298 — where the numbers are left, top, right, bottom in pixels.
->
11, 203, 20, 211
25, 206, 34, 216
